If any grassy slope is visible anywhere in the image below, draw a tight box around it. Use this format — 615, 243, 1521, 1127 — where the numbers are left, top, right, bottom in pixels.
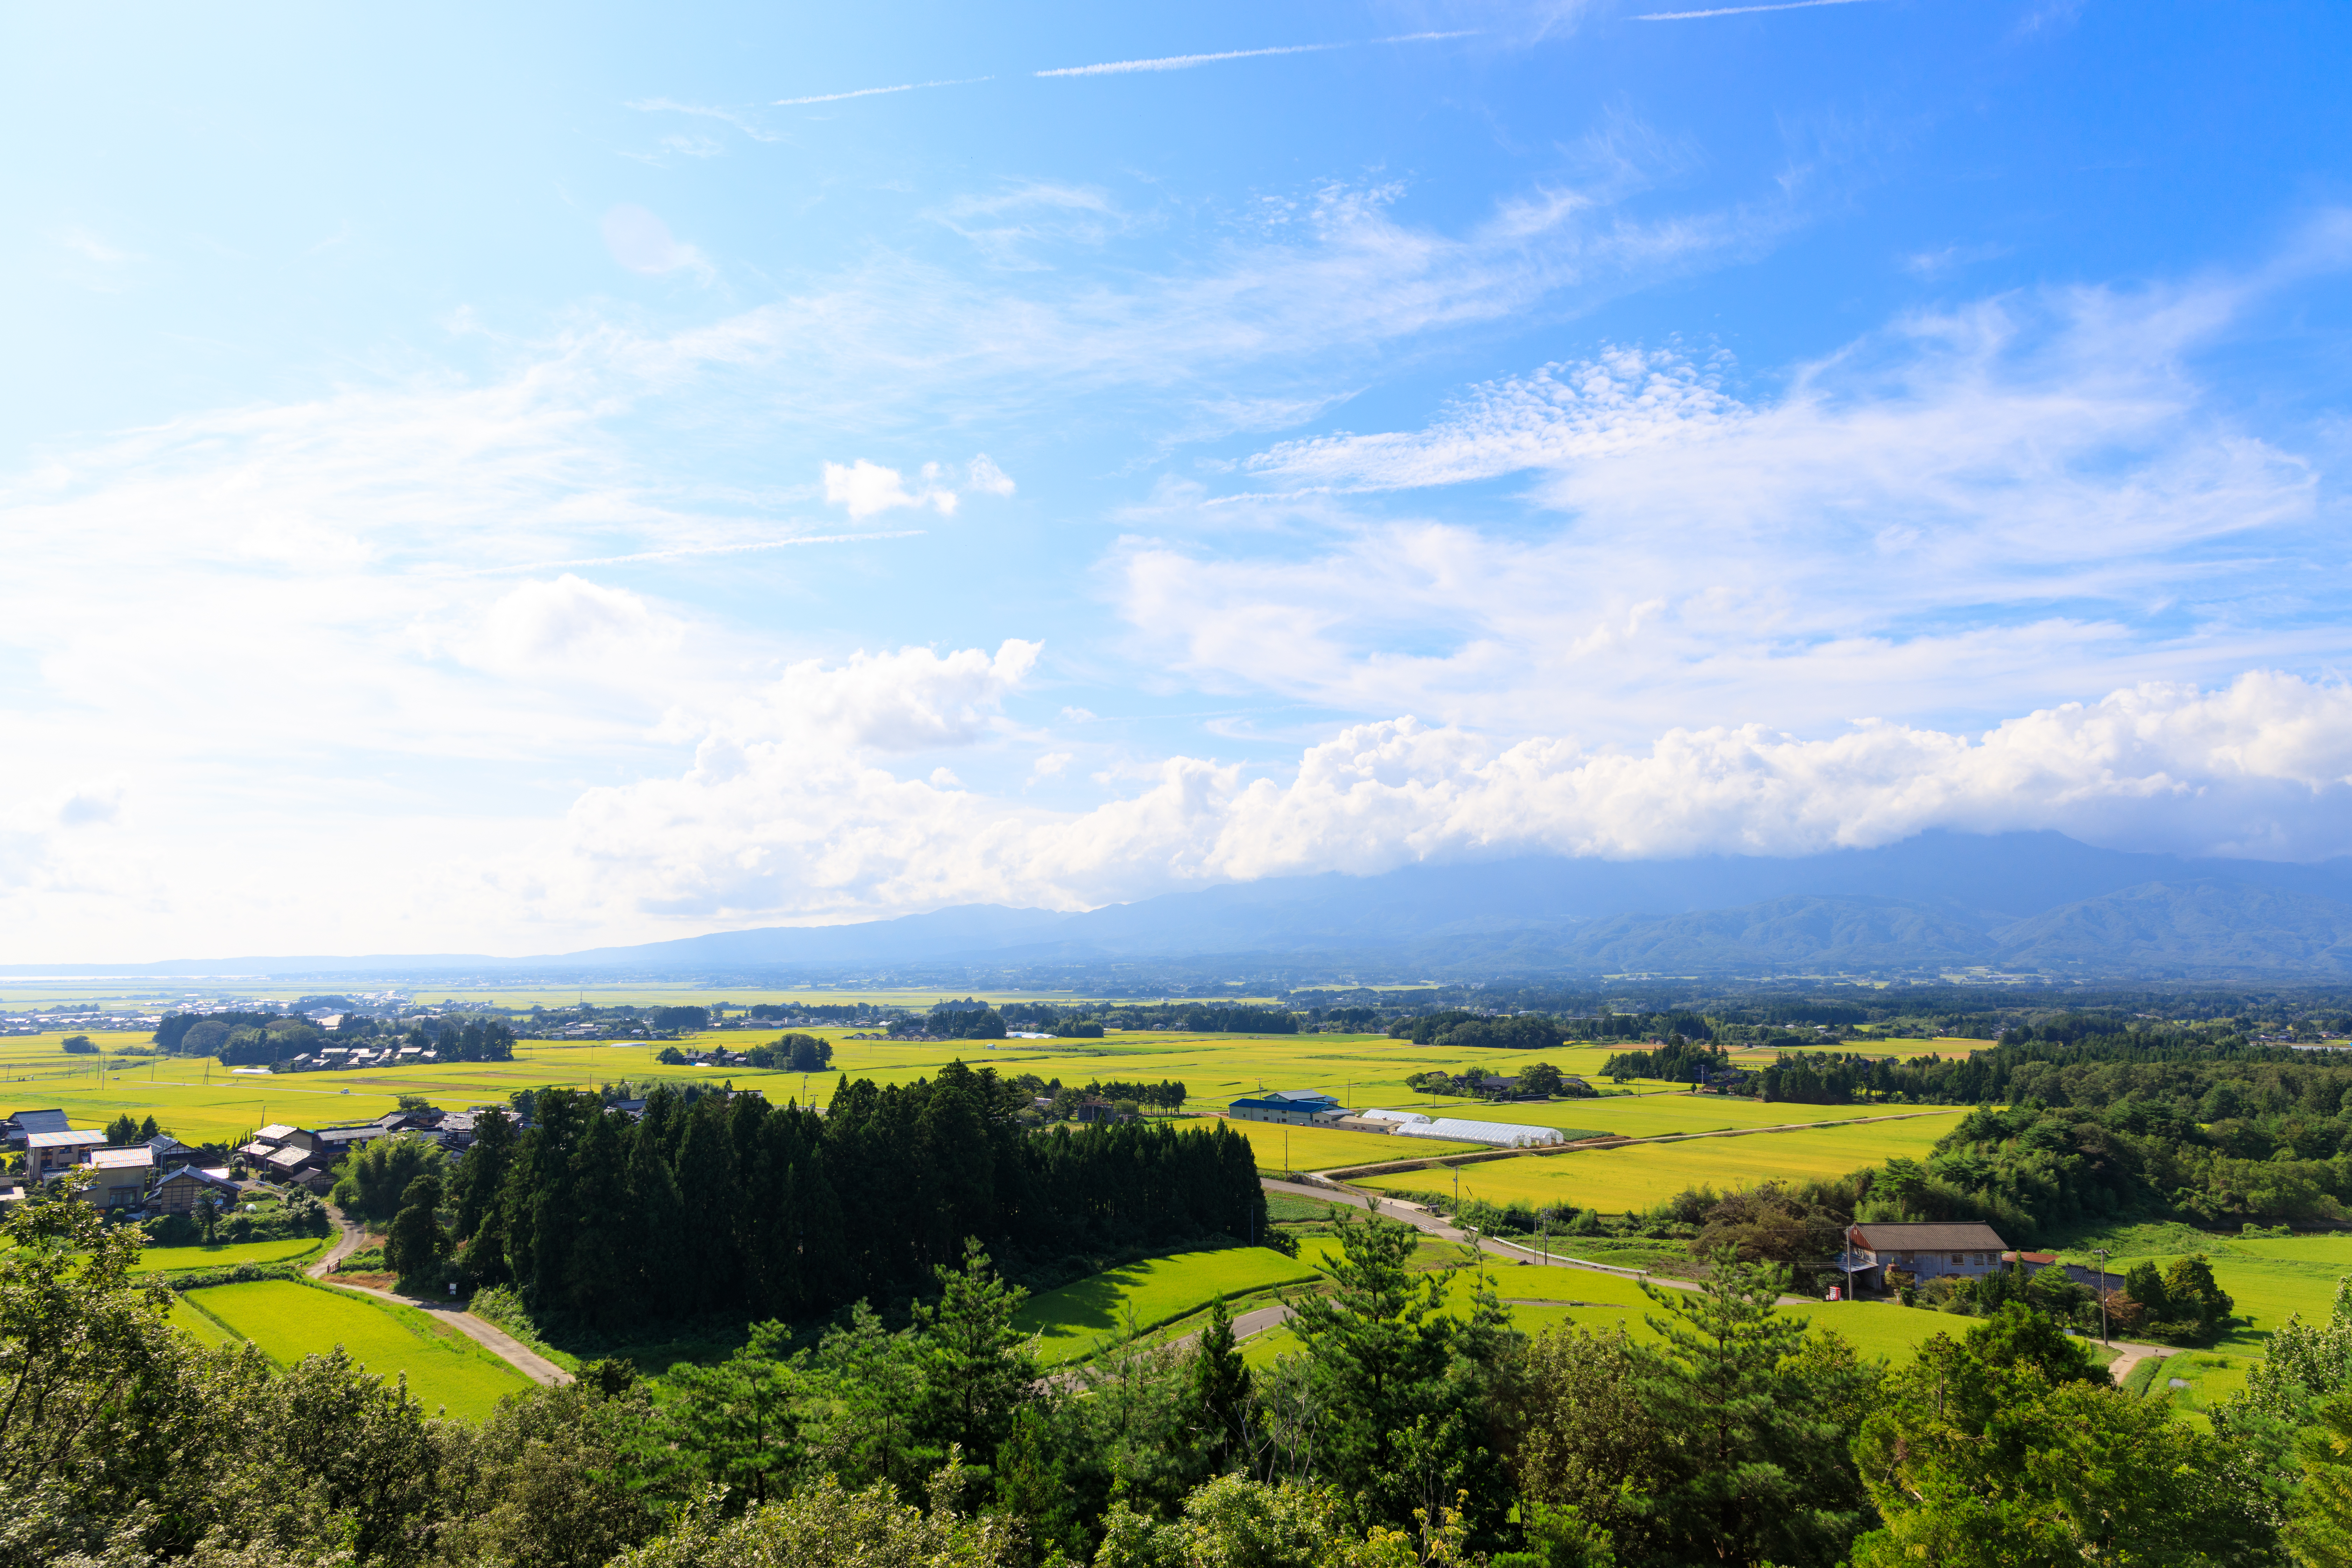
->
1015, 1246, 1322, 1365
183, 1279, 532, 1420
1353, 1114, 1965, 1212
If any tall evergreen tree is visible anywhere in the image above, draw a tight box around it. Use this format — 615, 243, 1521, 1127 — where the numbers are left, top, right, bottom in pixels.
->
383, 1173, 446, 1281
907, 1238, 1037, 1474
1631, 1250, 1866, 1567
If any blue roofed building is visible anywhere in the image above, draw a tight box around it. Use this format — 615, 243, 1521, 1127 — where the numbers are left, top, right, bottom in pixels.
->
1227, 1090, 1343, 1126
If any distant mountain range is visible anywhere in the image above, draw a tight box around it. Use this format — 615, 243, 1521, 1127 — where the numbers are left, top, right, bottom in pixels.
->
11, 832, 2352, 982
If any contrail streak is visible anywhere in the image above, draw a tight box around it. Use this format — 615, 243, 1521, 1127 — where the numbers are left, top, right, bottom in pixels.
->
1038, 31, 1475, 78
775, 77, 990, 106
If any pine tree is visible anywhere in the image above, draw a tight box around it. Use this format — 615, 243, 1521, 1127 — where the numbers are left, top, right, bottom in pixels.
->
908, 1238, 1037, 1472
1189, 1296, 1253, 1474
1632, 1250, 1863, 1567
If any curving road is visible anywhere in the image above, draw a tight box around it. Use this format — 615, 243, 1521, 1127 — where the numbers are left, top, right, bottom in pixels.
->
307, 1221, 572, 1386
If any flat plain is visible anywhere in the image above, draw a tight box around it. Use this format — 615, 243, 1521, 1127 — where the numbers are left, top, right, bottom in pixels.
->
178, 1279, 534, 1420
1222, 1119, 1483, 1173
0, 1019, 1965, 1147
1351, 1112, 1969, 1212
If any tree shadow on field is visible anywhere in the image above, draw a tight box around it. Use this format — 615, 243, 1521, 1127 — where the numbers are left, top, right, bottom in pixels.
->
1016, 1261, 1153, 1354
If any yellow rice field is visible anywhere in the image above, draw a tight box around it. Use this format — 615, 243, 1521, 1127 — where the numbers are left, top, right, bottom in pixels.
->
1352, 1112, 1969, 1212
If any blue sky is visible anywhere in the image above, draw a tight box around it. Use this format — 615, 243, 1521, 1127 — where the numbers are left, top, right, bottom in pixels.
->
5, 0, 2350, 959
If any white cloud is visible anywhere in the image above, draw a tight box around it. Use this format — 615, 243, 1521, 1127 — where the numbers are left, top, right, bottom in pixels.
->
455, 574, 688, 681
534, 671, 2352, 931
820, 456, 1014, 517
1133, 269, 2336, 740
1242, 345, 1740, 491
728, 639, 1042, 753
601, 204, 715, 282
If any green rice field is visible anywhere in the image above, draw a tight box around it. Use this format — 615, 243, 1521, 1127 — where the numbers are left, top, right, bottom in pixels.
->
176, 1280, 533, 1419
167, 1293, 240, 1349
1351, 1112, 1968, 1212
129, 1236, 324, 1273
1221, 1119, 1481, 1174
1015, 1245, 1324, 1365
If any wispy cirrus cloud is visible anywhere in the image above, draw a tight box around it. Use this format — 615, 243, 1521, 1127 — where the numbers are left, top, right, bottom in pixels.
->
1133, 242, 2342, 744
761, 32, 1476, 108
1636, 0, 1875, 19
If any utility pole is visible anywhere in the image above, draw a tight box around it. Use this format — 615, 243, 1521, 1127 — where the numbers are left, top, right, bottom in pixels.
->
2095, 1248, 2111, 1343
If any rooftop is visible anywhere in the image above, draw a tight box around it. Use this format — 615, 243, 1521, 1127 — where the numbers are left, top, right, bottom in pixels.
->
1850, 1222, 2009, 1251
26, 1129, 106, 1149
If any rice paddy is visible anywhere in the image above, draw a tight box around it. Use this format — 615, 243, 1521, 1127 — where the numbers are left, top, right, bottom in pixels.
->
128, 1236, 326, 1273
174, 1279, 534, 1420
0, 1013, 1958, 1149
1014, 1245, 1323, 1365
1222, 1119, 1482, 1173
1350, 1112, 1969, 1212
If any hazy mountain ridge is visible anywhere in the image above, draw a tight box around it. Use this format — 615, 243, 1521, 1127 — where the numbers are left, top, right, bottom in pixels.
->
8, 833, 2352, 980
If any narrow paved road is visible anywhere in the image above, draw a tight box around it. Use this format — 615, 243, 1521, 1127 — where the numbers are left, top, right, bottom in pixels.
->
308, 1220, 571, 1387
1262, 1177, 1742, 1297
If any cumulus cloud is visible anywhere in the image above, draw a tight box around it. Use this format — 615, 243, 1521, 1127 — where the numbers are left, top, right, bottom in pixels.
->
537, 671, 2352, 929
456, 575, 688, 681
727, 639, 1042, 753
821, 456, 1015, 517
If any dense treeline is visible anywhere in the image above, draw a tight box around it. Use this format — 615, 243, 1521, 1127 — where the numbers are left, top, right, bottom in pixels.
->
404, 1016, 517, 1062
440, 1063, 1264, 1327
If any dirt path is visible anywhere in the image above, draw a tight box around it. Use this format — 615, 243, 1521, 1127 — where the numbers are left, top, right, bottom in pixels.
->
306, 1219, 570, 1387
2102, 1340, 2176, 1387
306, 1219, 369, 1279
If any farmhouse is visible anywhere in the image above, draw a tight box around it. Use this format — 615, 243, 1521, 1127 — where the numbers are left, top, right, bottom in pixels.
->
1227, 1090, 1343, 1125
145, 1133, 205, 1168
25, 1127, 105, 1180
77, 1146, 155, 1207
151, 1165, 241, 1213
1842, 1222, 2010, 1289
4, 1107, 71, 1150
